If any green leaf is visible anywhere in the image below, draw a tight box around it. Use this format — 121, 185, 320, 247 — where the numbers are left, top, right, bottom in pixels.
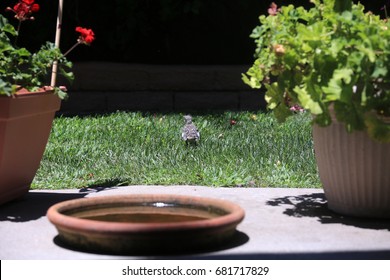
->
242, 74, 261, 89
357, 46, 376, 63
264, 83, 293, 122
313, 111, 332, 127
17, 48, 31, 57
294, 86, 323, 114
365, 114, 390, 143
0, 15, 17, 36
333, 102, 365, 132
273, 103, 293, 123
265, 83, 283, 110
371, 65, 388, 79
322, 68, 353, 102
296, 22, 326, 43
333, 0, 352, 13
55, 88, 68, 100
0, 78, 14, 96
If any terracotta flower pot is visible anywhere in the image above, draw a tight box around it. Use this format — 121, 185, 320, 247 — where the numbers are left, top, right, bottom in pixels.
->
313, 119, 390, 218
0, 89, 60, 205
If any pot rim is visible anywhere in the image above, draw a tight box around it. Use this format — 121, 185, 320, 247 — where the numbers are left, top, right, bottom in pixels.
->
46, 194, 245, 234
0, 86, 55, 98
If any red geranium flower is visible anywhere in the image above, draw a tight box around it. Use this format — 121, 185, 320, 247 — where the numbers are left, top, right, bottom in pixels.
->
8, 0, 39, 21
63, 27, 96, 56
76, 27, 95, 45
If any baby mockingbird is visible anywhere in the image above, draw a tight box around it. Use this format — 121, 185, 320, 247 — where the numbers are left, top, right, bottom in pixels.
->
181, 115, 200, 144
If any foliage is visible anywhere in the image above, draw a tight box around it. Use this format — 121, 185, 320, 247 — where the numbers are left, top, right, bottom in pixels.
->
243, 0, 390, 142
0, 1, 94, 97
33, 112, 319, 189
0, 14, 72, 97
0, 15, 72, 96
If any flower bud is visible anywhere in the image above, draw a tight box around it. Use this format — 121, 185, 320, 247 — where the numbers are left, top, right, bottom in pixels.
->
273, 44, 286, 56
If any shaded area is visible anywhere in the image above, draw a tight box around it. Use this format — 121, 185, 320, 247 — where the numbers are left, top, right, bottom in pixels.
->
0, 192, 86, 222
266, 193, 390, 231
0, 0, 381, 64
192, 250, 390, 260
79, 183, 121, 193
53, 230, 249, 257
0, 186, 117, 222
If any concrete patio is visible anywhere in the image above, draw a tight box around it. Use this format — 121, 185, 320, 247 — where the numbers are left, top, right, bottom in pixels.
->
1, 185, 390, 260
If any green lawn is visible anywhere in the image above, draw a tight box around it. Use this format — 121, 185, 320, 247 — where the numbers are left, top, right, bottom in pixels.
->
33, 111, 321, 189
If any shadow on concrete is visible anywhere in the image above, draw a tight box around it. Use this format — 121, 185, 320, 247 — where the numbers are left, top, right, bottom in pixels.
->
0, 192, 87, 223
79, 184, 120, 193
266, 193, 390, 231
192, 250, 390, 260
0, 186, 118, 223
52, 230, 250, 257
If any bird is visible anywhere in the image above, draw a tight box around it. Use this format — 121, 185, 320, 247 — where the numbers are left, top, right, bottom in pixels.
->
181, 115, 200, 144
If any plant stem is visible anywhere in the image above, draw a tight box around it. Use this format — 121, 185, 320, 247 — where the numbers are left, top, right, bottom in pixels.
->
14, 20, 22, 45
63, 41, 81, 57
51, 0, 64, 87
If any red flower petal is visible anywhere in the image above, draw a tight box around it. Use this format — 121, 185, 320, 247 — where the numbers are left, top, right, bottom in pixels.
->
12, 0, 39, 21
22, 0, 35, 5
76, 27, 95, 44
31, 3, 40, 12
13, 3, 21, 11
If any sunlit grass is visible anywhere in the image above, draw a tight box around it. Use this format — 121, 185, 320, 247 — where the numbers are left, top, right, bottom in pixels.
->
33, 111, 321, 189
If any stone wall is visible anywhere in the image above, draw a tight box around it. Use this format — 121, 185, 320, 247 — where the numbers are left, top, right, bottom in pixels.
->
58, 62, 266, 115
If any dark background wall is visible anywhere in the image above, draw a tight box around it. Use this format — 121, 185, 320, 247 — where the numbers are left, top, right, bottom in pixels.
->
1, 0, 387, 64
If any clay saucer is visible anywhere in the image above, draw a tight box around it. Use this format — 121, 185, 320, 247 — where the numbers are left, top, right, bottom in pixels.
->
47, 194, 245, 255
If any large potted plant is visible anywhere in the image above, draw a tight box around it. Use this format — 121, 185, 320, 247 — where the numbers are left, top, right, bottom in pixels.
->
243, 0, 390, 218
0, 0, 94, 205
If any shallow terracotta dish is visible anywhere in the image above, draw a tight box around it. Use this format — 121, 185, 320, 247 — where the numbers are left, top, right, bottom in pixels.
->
47, 194, 245, 254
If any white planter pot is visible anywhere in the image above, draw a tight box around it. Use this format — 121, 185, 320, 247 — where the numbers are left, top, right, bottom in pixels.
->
313, 120, 390, 218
